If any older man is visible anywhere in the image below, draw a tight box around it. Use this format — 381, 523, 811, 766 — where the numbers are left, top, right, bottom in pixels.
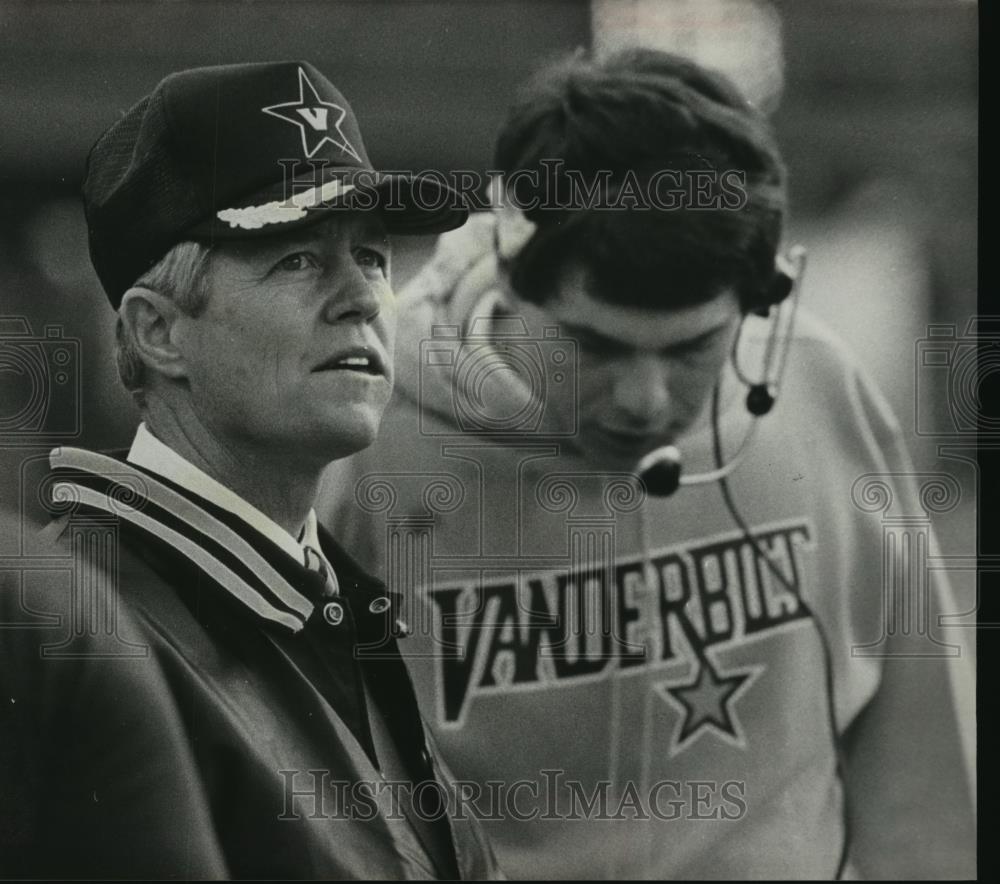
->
0, 61, 498, 879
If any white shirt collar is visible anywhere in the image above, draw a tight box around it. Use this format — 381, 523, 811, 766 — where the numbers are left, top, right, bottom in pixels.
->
127, 422, 323, 568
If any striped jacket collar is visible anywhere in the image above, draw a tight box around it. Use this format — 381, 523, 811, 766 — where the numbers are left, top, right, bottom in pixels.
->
47, 446, 387, 633
126, 422, 323, 569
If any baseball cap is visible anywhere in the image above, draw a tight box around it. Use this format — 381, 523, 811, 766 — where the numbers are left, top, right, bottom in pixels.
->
83, 60, 469, 307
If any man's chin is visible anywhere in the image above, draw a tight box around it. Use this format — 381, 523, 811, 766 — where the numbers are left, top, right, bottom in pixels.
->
303, 414, 385, 464
325, 429, 381, 462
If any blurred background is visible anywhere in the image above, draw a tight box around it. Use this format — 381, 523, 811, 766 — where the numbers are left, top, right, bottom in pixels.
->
0, 0, 979, 554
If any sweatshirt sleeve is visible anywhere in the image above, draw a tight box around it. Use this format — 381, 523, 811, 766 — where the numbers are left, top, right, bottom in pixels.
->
839, 364, 976, 880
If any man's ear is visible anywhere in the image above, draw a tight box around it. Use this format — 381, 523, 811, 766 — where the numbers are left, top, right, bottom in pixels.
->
118, 286, 190, 380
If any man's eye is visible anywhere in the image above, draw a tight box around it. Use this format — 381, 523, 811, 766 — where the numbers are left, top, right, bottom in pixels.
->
355, 247, 387, 272
274, 252, 319, 272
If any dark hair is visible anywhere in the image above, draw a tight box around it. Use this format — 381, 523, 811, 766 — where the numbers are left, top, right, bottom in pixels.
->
493, 48, 787, 311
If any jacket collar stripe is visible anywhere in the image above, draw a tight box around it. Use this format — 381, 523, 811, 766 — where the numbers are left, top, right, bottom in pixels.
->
50, 447, 313, 627
55, 481, 306, 632
61, 469, 306, 622
127, 462, 330, 598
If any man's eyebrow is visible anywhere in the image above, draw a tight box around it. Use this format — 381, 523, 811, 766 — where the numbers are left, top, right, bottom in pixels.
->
241, 216, 389, 255
556, 321, 629, 347
235, 227, 324, 258
554, 317, 731, 351
658, 320, 732, 351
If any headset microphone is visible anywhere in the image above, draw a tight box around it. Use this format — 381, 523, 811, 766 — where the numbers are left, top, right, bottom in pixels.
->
636, 416, 760, 497
634, 446, 682, 496
745, 383, 775, 417
636, 246, 806, 497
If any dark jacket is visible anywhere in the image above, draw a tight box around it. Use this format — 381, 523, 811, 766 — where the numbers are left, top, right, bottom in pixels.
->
0, 447, 501, 879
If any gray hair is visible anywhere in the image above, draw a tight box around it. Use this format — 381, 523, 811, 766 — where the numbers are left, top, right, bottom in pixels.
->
115, 240, 214, 402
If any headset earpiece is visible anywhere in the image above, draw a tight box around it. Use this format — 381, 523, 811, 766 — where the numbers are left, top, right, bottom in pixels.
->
752, 264, 794, 316
736, 246, 806, 414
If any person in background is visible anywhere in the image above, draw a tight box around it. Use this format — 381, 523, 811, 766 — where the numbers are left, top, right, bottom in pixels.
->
318, 48, 975, 879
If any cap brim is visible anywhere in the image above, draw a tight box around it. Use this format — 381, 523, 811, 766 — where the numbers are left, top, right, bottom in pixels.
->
187, 167, 469, 240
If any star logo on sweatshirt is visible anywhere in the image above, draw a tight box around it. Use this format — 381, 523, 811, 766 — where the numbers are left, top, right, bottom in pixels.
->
654, 658, 764, 756
262, 67, 361, 161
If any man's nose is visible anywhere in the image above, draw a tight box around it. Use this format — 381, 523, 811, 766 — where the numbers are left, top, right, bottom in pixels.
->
612, 355, 670, 422
322, 266, 382, 324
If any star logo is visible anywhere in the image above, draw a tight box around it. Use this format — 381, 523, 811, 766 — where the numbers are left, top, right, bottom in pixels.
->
653, 657, 763, 756
262, 67, 362, 162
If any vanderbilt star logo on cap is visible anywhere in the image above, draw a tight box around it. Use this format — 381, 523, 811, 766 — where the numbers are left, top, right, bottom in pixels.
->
262, 66, 362, 162
83, 59, 468, 307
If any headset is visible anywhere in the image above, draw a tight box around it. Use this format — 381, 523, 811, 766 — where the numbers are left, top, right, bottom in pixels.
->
635, 245, 807, 497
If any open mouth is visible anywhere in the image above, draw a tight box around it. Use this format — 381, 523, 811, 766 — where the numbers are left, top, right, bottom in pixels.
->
314, 349, 386, 376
